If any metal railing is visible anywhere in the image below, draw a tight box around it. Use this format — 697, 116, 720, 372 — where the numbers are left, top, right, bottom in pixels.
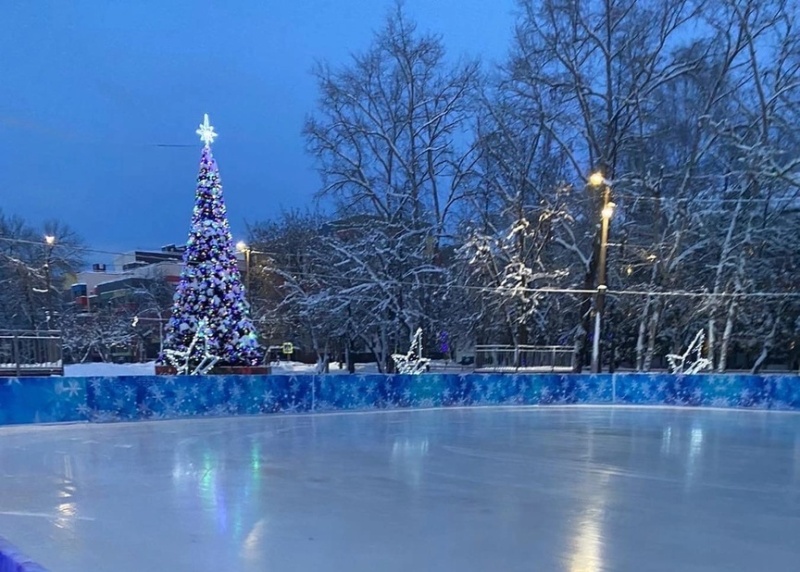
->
474, 344, 573, 373
0, 330, 63, 376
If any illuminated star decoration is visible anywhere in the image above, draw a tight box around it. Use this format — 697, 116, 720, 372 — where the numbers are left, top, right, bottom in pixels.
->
666, 329, 712, 375
392, 328, 430, 375
162, 319, 221, 375
196, 113, 218, 147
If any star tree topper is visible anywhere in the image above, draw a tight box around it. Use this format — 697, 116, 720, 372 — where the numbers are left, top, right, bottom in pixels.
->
196, 113, 218, 147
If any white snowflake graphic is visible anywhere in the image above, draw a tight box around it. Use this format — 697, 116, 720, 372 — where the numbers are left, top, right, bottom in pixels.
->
63, 380, 82, 397
149, 385, 165, 402
175, 387, 188, 403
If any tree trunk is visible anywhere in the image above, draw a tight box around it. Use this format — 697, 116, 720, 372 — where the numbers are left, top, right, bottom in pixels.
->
515, 321, 528, 368
718, 299, 737, 372
572, 318, 588, 373
643, 300, 662, 371
345, 342, 355, 374
381, 326, 393, 373
573, 227, 602, 373
635, 295, 652, 371
707, 315, 717, 371
708, 193, 744, 370
752, 315, 779, 374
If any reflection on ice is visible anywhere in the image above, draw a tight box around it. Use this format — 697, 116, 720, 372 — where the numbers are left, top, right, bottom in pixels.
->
569, 470, 608, 572
391, 437, 429, 487
242, 517, 268, 562
570, 507, 604, 572
54, 501, 77, 530
686, 426, 704, 485
661, 427, 673, 455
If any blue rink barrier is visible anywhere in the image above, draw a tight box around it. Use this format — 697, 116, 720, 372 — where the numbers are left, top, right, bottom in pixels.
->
1, 372, 800, 426
0, 536, 49, 572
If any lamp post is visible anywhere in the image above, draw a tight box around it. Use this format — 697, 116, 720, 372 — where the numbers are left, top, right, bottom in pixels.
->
589, 173, 614, 374
43, 235, 55, 329
236, 241, 252, 297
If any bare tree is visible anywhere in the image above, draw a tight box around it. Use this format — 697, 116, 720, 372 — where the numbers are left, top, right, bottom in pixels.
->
502, 0, 714, 369
0, 212, 84, 330
303, 5, 479, 371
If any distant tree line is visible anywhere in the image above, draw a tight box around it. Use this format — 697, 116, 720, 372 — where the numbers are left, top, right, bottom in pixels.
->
247, 0, 800, 373
0, 210, 175, 363
0, 210, 83, 332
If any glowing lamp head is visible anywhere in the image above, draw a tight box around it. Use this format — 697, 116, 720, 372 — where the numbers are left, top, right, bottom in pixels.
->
589, 172, 605, 187
236, 241, 248, 253
44, 235, 55, 245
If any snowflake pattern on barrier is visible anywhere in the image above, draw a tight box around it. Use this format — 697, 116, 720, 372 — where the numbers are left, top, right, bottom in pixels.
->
2, 370, 799, 426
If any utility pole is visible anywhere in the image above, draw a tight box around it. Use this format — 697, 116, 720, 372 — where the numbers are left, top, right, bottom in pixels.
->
589, 173, 615, 374
236, 241, 252, 299
44, 235, 55, 329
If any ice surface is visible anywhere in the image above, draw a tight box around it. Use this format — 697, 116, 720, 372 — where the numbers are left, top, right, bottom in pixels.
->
1, 407, 799, 571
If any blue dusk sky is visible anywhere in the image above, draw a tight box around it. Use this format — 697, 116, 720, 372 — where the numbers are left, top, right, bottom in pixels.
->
1, 0, 515, 262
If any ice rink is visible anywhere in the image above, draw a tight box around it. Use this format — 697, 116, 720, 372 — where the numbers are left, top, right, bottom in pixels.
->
1, 406, 799, 571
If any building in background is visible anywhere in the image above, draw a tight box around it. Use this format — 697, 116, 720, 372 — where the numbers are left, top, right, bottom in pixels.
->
61, 244, 249, 363
62, 245, 186, 363
66, 244, 186, 310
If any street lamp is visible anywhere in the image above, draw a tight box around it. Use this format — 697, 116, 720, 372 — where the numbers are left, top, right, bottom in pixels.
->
589, 172, 613, 373
43, 235, 56, 329
589, 172, 605, 188
236, 241, 252, 295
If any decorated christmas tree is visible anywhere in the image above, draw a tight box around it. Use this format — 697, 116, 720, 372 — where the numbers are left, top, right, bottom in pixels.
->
161, 114, 262, 369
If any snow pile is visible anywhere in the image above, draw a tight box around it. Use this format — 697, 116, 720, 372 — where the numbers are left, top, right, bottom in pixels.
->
64, 362, 157, 377
61, 359, 464, 377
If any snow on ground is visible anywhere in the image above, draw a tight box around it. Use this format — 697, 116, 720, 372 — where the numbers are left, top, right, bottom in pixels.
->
272, 361, 381, 374
242, 360, 470, 374
64, 362, 157, 377
62, 360, 469, 377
